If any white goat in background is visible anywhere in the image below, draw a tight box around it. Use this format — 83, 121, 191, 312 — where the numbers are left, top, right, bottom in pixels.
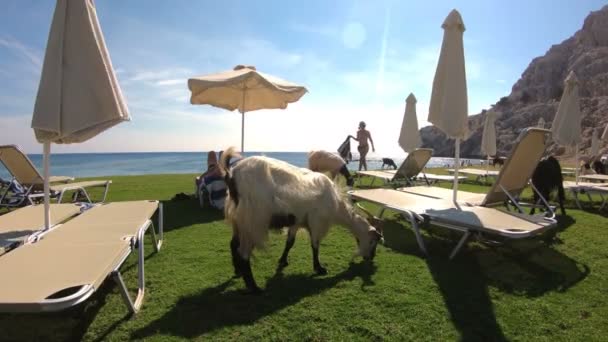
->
219, 147, 382, 293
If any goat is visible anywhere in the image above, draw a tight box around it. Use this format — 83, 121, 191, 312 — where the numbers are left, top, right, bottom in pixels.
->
592, 160, 605, 175
308, 150, 354, 187
492, 156, 505, 167
381, 158, 398, 170
530, 155, 566, 215
220, 147, 382, 293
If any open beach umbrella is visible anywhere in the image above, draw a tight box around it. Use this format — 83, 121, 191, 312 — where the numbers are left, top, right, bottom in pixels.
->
551, 71, 582, 183
428, 9, 468, 204
481, 110, 497, 173
31, 0, 130, 229
399, 93, 421, 153
188, 65, 308, 152
537, 117, 545, 128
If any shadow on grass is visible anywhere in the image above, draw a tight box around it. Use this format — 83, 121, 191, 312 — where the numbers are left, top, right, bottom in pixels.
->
131, 262, 377, 340
380, 214, 588, 342
0, 280, 125, 342
160, 199, 224, 232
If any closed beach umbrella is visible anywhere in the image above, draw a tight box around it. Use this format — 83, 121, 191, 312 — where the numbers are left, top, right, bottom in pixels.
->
481, 110, 497, 173
591, 128, 600, 158
428, 9, 468, 204
537, 117, 545, 128
188, 65, 308, 152
551, 71, 582, 182
399, 93, 421, 153
31, 0, 130, 229
602, 124, 608, 141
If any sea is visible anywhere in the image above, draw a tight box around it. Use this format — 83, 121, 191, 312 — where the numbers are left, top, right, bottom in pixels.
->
0, 152, 483, 179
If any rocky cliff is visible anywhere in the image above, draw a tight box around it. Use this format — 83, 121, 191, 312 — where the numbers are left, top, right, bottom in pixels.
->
420, 5, 608, 158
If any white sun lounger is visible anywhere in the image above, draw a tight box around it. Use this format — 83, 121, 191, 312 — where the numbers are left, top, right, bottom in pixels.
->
400, 128, 553, 214
0, 200, 163, 314
578, 174, 608, 183
448, 168, 499, 183
0, 203, 83, 256
563, 181, 608, 210
350, 188, 557, 259
356, 148, 464, 187
0, 145, 111, 208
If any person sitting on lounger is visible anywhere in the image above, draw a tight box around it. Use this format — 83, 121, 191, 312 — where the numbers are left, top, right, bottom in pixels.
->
195, 151, 227, 209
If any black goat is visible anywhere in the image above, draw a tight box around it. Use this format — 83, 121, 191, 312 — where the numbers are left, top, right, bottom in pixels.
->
592, 160, 606, 175
530, 156, 566, 215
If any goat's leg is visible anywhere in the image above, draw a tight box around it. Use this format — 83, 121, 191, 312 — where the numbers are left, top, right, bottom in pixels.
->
230, 231, 261, 293
530, 192, 539, 215
310, 238, 327, 275
230, 234, 241, 277
237, 246, 261, 293
277, 227, 297, 270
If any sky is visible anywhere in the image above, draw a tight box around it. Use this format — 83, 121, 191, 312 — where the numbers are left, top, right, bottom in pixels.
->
0, 0, 605, 155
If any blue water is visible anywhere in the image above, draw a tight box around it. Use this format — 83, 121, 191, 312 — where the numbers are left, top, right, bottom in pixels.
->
0, 152, 483, 179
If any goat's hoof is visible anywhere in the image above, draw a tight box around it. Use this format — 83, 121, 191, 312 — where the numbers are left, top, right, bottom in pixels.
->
315, 266, 328, 275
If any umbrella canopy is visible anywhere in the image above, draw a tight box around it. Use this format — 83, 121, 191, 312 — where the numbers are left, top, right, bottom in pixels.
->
537, 117, 545, 128
480, 110, 497, 157
551, 71, 582, 182
591, 127, 601, 157
399, 93, 421, 153
31, 0, 130, 229
188, 65, 308, 152
428, 9, 468, 204
551, 71, 581, 147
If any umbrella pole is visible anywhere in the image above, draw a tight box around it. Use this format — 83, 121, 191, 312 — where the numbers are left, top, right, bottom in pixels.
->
486, 155, 490, 174
241, 89, 246, 153
43, 141, 51, 230
575, 144, 579, 185
453, 139, 460, 206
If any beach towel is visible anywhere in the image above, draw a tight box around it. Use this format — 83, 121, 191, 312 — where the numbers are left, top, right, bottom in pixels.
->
338, 136, 352, 163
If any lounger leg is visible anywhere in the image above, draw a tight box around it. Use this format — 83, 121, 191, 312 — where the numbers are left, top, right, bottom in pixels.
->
113, 271, 138, 314
101, 182, 111, 202
148, 203, 164, 251
449, 230, 470, 260
599, 193, 607, 211
401, 213, 427, 255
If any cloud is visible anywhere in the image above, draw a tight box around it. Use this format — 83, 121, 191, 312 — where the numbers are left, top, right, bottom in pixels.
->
0, 35, 42, 72
155, 79, 185, 86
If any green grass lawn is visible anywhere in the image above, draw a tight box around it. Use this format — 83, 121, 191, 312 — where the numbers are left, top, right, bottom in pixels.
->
1, 172, 607, 341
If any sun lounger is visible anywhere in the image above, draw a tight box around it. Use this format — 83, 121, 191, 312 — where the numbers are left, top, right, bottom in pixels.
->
563, 181, 608, 210
0, 145, 111, 208
356, 148, 463, 187
448, 168, 499, 183
578, 174, 608, 183
350, 188, 557, 258
0, 203, 83, 256
0, 200, 163, 314
400, 128, 553, 214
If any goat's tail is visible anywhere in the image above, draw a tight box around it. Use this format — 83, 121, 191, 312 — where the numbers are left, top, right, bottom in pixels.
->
219, 146, 241, 206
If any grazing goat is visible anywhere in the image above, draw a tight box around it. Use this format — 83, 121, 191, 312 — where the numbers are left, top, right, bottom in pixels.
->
308, 150, 354, 186
592, 160, 605, 175
492, 156, 505, 167
381, 158, 398, 170
220, 147, 382, 293
530, 156, 566, 215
